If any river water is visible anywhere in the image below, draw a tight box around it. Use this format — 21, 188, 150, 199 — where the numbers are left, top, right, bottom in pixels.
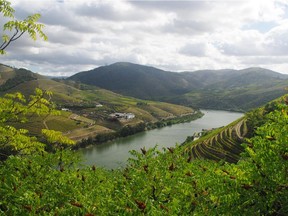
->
81, 110, 243, 169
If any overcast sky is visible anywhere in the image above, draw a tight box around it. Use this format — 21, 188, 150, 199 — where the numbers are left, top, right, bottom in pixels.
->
1, 0, 288, 76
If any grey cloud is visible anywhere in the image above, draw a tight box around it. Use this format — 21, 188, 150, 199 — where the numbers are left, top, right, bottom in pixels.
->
3, 45, 96, 67
36, 51, 96, 66
2, 0, 288, 75
74, 3, 119, 20
180, 43, 207, 56
218, 24, 288, 57
130, 1, 214, 35
162, 19, 214, 35
74, 2, 150, 21
17, 4, 98, 34
40, 9, 85, 32
219, 43, 264, 56
129, 1, 208, 13
264, 27, 288, 55
44, 27, 83, 45
265, 43, 288, 56
240, 56, 288, 65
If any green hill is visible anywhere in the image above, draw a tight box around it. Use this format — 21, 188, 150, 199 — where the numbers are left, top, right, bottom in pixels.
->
174, 67, 288, 111
69, 62, 195, 100
0, 64, 197, 142
182, 118, 248, 163
69, 62, 288, 111
180, 94, 287, 164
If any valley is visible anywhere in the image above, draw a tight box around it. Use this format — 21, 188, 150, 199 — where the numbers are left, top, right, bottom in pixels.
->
0, 64, 199, 143
1, 62, 288, 215
1, 62, 287, 146
81, 109, 243, 169
1, 0, 288, 213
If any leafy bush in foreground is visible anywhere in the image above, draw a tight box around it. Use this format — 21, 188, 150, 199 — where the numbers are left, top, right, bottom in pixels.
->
0, 96, 287, 215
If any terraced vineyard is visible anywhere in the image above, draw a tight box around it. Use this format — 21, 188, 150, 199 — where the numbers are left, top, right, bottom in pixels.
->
184, 118, 249, 163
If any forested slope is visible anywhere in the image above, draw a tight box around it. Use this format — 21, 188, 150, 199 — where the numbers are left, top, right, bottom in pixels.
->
69, 62, 288, 111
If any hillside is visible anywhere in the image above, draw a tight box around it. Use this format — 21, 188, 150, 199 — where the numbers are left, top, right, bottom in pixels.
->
175, 67, 288, 111
0, 64, 44, 91
1, 90, 287, 214
182, 118, 248, 163
69, 62, 196, 100
69, 62, 288, 111
0, 64, 197, 142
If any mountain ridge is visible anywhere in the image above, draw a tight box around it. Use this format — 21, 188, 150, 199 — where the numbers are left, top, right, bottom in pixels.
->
69, 62, 288, 111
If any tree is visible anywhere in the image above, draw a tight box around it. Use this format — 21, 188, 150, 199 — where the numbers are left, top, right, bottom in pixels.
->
0, 0, 47, 54
0, 1, 70, 159
0, 89, 75, 160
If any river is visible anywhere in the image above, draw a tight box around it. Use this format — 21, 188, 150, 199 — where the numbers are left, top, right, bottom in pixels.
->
81, 110, 243, 169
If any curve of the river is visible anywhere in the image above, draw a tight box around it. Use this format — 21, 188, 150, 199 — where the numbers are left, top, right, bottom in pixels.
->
81, 110, 243, 169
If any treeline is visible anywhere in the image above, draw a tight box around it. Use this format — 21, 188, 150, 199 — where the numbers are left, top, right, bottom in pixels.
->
73, 111, 203, 149
146, 111, 203, 130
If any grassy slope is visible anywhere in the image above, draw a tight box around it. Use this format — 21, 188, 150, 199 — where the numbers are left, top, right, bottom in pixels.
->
0, 65, 16, 85
0, 69, 195, 141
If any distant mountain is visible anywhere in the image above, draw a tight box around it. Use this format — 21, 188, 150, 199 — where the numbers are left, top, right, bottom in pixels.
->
173, 67, 288, 111
69, 62, 200, 100
69, 62, 288, 111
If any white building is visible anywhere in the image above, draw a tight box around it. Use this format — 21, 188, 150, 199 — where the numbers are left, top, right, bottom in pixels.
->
109, 112, 135, 120
61, 108, 70, 111
125, 113, 135, 119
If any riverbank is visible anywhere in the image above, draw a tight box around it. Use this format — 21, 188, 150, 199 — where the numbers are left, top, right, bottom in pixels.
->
72, 110, 204, 150
80, 109, 244, 169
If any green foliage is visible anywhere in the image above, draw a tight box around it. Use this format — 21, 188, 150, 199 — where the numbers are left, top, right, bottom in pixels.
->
0, 89, 72, 159
42, 129, 75, 147
0, 95, 287, 214
0, 0, 14, 18
0, 0, 47, 54
118, 122, 146, 137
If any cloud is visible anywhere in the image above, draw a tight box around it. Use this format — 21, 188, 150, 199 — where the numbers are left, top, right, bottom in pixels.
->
1, 0, 288, 75
264, 21, 288, 55
180, 43, 208, 57
74, 1, 150, 22
213, 20, 288, 57
215, 30, 265, 56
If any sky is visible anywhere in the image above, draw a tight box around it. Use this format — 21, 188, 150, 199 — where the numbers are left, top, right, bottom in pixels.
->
1, 0, 288, 76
